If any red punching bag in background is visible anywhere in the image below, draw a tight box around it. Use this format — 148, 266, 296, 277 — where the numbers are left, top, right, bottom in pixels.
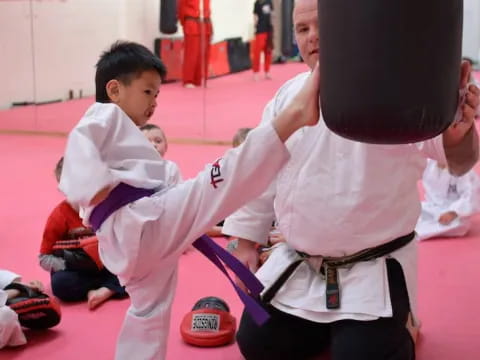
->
318, 0, 463, 144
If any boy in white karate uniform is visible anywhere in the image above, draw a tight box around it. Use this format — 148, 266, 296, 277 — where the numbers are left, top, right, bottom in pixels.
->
59, 41, 321, 360
416, 159, 480, 240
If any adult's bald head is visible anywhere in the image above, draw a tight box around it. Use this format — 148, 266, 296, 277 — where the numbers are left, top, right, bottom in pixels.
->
293, 0, 319, 70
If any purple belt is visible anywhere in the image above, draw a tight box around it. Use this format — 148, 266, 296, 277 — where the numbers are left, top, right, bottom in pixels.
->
89, 183, 270, 325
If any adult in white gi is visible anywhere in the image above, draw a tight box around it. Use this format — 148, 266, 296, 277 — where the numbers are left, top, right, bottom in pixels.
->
0, 270, 28, 349
222, 1, 480, 359
59, 41, 321, 360
416, 159, 480, 240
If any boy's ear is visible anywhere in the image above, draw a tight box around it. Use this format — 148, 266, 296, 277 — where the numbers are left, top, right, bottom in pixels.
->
106, 79, 121, 102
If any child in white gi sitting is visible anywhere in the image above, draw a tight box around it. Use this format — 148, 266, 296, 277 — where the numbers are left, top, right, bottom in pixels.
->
416, 158, 480, 240
140, 123, 183, 186
141, 123, 197, 253
59, 40, 321, 360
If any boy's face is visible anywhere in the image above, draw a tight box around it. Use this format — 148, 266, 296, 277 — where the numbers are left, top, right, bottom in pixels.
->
142, 128, 167, 156
113, 70, 162, 126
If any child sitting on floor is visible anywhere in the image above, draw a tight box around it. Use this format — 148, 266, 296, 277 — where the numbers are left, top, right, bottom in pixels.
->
416, 158, 480, 240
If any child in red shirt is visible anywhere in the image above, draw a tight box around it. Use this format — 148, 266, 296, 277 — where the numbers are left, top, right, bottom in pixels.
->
39, 158, 128, 309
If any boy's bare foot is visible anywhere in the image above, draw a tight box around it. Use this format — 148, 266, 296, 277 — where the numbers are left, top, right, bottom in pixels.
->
87, 287, 115, 310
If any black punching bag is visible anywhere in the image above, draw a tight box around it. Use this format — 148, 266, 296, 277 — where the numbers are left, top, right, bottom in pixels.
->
318, 0, 463, 144
281, 0, 294, 57
160, 0, 178, 34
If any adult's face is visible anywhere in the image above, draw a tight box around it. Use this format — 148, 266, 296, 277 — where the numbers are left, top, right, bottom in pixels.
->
293, 0, 319, 70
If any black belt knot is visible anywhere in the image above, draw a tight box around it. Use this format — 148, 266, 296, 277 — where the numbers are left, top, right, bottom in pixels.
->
262, 232, 415, 309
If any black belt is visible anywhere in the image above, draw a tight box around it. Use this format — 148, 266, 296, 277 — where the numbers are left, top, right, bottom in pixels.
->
261, 232, 415, 309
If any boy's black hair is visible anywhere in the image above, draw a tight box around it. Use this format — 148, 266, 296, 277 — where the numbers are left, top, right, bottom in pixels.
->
95, 41, 167, 103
